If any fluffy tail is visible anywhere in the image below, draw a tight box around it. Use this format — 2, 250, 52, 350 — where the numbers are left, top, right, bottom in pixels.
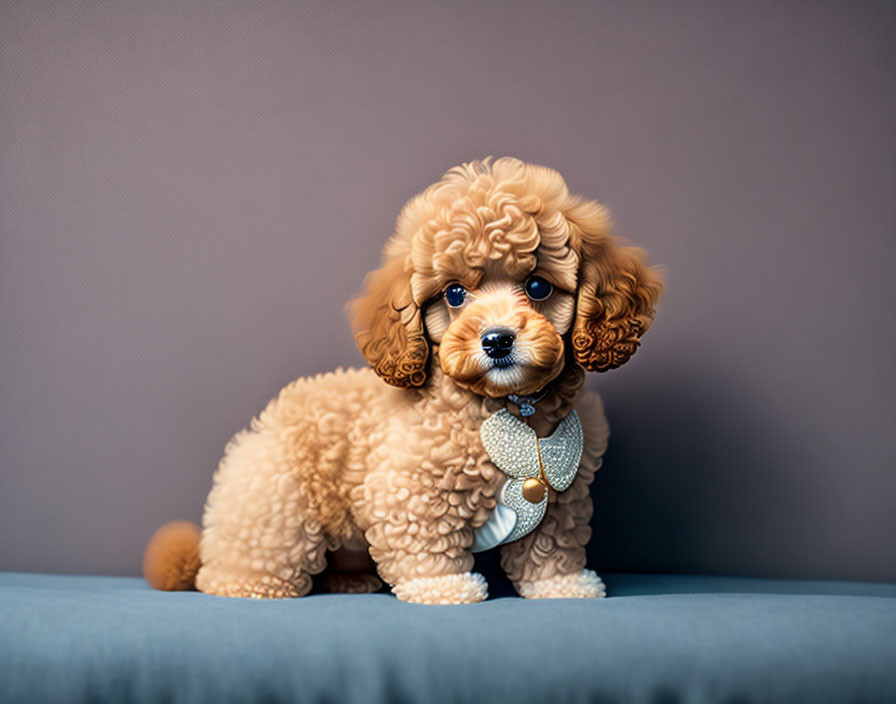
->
143, 521, 202, 591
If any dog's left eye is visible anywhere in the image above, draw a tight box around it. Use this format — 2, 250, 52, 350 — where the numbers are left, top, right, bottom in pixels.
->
444, 283, 467, 308
524, 275, 553, 301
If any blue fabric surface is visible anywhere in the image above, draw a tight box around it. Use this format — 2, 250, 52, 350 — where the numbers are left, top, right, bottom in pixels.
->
1, 572, 894, 704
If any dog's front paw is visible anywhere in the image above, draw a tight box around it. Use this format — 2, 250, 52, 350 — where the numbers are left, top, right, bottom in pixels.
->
517, 569, 606, 599
392, 572, 488, 605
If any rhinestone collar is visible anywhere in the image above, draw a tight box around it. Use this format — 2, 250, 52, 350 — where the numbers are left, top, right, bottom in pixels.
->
506, 388, 547, 417
472, 408, 584, 552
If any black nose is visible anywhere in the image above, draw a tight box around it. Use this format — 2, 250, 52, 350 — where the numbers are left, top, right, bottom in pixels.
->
481, 329, 516, 359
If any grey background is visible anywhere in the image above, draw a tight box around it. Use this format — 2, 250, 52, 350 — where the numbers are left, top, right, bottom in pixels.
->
1, 1, 894, 582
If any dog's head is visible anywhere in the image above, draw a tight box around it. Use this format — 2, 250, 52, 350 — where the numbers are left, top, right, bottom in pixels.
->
349, 157, 664, 397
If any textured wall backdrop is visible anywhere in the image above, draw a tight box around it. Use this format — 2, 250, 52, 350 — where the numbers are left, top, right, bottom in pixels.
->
1, 1, 894, 582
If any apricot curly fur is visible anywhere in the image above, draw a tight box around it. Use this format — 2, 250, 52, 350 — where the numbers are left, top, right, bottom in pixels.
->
500, 389, 609, 588
567, 206, 664, 372
146, 157, 663, 603
143, 521, 201, 591
349, 257, 429, 388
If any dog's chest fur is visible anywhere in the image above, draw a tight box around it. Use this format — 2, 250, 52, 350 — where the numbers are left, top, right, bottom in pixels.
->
279, 363, 586, 561
347, 364, 584, 538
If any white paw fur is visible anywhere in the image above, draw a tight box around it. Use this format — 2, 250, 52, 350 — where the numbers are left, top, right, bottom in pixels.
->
518, 569, 606, 599
392, 572, 489, 604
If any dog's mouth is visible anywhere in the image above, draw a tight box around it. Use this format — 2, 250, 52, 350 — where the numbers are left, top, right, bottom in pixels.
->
482, 356, 528, 390
438, 348, 563, 399
489, 356, 517, 370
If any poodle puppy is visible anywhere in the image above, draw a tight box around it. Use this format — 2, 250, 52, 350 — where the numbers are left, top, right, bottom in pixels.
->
143, 157, 663, 604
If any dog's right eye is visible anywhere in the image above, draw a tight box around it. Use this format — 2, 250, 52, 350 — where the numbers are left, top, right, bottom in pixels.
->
444, 283, 467, 308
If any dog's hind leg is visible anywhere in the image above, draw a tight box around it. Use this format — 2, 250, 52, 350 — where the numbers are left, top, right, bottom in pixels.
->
195, 425, 329, 599
317, 547, 383, 593
318, 572, 383, 594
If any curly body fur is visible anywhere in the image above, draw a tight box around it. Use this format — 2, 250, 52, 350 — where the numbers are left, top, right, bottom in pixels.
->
145, 157, 663, 604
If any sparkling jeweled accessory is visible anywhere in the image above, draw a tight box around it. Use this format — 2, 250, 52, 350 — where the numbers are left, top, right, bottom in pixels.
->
472, 408, 584, 552
506, 389, 547, 417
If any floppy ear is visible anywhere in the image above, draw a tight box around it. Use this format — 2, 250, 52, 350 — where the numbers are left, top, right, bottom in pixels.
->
568, 205, 664, 372
348, 256, 429, 388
